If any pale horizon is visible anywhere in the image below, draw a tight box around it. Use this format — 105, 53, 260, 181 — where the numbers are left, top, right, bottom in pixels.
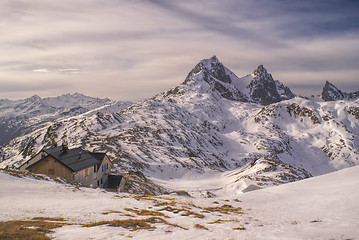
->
1, 0, 358, 101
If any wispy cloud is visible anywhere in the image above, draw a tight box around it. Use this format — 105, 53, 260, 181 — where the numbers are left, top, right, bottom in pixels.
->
33, 69, 50, 73
33, 68, 82, 74
0, 0, 358, 100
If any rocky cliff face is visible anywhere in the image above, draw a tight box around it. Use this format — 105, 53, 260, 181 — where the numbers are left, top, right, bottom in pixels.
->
321, 81, 359, 101
248, 65, 295, 105
181, 55, 295, 105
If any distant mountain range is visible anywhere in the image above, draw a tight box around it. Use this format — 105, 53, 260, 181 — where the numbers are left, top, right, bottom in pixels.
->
0, 56, 358, 194
0, 93, 132, 146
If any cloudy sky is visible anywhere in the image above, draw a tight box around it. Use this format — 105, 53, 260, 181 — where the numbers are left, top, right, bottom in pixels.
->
1, 0, 358, 101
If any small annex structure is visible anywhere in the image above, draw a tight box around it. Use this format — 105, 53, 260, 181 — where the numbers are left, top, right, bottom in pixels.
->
19, 143, 123, 189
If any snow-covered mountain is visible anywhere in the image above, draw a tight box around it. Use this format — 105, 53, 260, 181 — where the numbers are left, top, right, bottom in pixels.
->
321, 81, 359, 101
181, 55, 295, 105
1, 56, 358, 194
0, 93, 132, 146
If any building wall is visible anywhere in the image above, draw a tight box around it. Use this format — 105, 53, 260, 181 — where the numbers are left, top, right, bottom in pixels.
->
74, 166, 96, 187
19, 150, 47, 172
27, 156, 73, 180
118, 177, 126, 192
73, 156, 112, 188
97, 156, 112, 188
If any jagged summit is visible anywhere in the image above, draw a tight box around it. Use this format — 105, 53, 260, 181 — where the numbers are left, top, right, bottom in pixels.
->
321, 81, 345, 101
253, 65, 267, 77
27, 94, 42, 101
183, 55, 231, 85
181, 56, 295, 105
248, 64, 295, 105
321, 81, 359, 101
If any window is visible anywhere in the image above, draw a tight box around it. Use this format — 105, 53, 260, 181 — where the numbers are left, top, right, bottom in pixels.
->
97, 180, 99, 186
94, 165, 96, 173
100, 178, 103, 184
102, 166, 104, 172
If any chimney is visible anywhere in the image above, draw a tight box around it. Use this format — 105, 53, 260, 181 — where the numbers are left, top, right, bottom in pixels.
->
78, 152, 82, 159
62, 143, 68, 154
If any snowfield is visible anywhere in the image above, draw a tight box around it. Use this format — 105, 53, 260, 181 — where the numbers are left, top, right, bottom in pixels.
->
1, 166, 358, 240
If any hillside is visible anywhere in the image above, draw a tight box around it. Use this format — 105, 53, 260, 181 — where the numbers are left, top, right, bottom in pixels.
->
0, 56, 359, 194
0, 93, 132, 146
0, 165, 358, 239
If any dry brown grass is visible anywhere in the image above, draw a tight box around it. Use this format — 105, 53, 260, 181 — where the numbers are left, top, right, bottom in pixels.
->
158, 206, 204, 218
208, 219, 240, 224
125, 208, 167, 217
208, 219, 223, 224
3, 169, 69, 185
194, 224, 208, 230
84, 218, 154, 231
102, 210, 123, 215
83, 217, 188, 231
310, 219, 322, 223
153, 200, 177, 207
0, 218, 69, 240
233, 227, 246, 230
202, 204, 243, 214
3, 169, 41, 179
132, 195, 177, 207
31, 217, 67, 222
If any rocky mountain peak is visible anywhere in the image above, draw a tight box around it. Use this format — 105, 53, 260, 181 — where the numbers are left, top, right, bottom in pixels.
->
253, 65, 267, 77
252, 65, 272, 82
179, 56, 295, 105
248, 65, 295, 105
321, 81, 359, 101
179, 56, 247, 102
321, 81, 345, 101
183, 56, 229, 84
26, 95, 42, 102
196, 55, 231, 84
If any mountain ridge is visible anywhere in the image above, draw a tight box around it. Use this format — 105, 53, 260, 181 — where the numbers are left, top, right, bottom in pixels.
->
0, 56, 358, 195
0, 93, 132, 146
180, 55, 295, 105
321, 81, 359, 101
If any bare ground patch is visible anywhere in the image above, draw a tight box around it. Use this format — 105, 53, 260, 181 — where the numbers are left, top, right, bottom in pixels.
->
0, 218, 69, 240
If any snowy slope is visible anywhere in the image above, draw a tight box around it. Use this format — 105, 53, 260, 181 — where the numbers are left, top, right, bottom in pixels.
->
0, 165, 358, 239
0, 94, 132, 146
43, 93, 112, 109
1, 56, 359, 194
